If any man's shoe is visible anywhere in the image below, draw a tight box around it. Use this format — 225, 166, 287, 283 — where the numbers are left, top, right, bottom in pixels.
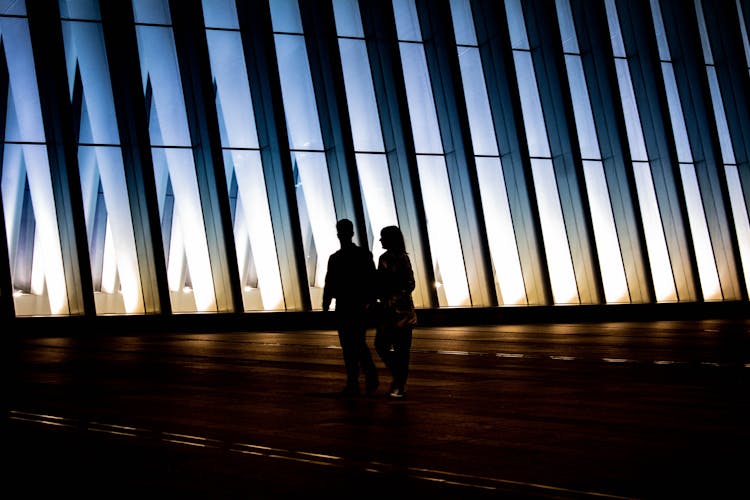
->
339, 386, 360, 397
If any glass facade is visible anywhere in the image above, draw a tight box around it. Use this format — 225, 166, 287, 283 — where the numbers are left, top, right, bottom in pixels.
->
1, 0, 748, 319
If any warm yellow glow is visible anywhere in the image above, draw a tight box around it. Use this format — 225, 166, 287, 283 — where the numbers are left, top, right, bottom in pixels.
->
583, 161, 629, 303
101, 221, 118, 294
475, 157, 527, 304
726, 166, 750, 292
531, 160, 579, 304
680, 165, 721, 300
632, 163, 677, 301
417, 156, 471, 306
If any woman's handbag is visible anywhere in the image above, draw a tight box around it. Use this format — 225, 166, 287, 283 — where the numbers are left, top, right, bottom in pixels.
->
384, 294, 417, 328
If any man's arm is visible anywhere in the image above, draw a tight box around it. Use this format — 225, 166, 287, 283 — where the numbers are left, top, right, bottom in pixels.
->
322, 254, 336, 311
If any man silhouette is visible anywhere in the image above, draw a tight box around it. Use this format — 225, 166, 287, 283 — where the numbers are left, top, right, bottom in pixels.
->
322, 219, 379, 396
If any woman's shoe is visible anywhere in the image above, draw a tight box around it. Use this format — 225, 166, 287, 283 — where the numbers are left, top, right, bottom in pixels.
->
389, 387, 406, 398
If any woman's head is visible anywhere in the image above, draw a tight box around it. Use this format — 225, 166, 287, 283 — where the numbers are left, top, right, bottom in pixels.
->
380, 225, 406, 253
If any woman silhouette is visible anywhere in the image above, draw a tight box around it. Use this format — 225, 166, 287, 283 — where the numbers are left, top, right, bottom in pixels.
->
374, 225, 416, 398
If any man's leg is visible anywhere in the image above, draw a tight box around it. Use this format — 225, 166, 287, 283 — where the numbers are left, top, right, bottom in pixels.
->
338, 327, 360, 394
356, 327, 379, 394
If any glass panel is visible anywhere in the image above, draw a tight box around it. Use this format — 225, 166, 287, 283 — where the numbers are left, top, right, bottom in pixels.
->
1, 14, 70, 316
475, 157, 526, 304
694, 0, 714, 65
135, 25, 191, 146
504, 0, 529, 50
416, 155, 470, 307
399, 42, 443, 154
565, 55, 600, 159
202, 12, 284, 312
61, 21, 119, 144
0, 1, 25, 14
650, 0, 670, 60
132, 0, 170, 24
582, 160, 629, 303
205, 30, 259, 149
449, 0, 477, 46
78, 146, 144, 313
513, 51, 551, 158
604, 0, 626, 57
269, 0, 303, 33
457, 46, 499, 156
614, 59, 649, 161
292, 151, 338, 308
332, 0, 364, 38
606, 0, 673, 301
661, 63, 693, 163
554, 0, 579, 53
392, 0, 421, 42
530, 158, 579, 304
136, 21, 217, 313
61, 18, 145, 314
696, 1, 737, 165
632, 161, 677, 301
725, 165, 750, 291
1, 17, 45, 142
679, 163, 721, 300
355, 153, 398, 258
273, 23, 337, 309
201, 0, 239, 29
338, 38, 385, 152
706, 67, 736, 165
151, 147, 217, 312
226, 150, 285, 310
274, 34, 324, 150
59, 0, 101, 20
3, 144, 69, 315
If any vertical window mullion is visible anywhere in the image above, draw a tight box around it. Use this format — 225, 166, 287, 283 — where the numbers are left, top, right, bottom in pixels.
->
133, 0, 219, 313
508, 0, 580, 304
451, 0, 528, 305
395, 0, 471, 307
556, 0, 630, 304
201, 0, 286, 311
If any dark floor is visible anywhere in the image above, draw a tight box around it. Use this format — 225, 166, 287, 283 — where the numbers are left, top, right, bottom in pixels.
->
4, 316, 750, 499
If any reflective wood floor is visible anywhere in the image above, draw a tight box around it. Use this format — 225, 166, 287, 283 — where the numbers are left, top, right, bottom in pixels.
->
4, 318, 750, 499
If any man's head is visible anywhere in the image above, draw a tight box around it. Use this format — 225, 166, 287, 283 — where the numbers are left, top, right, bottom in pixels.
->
336, 219, 354, 241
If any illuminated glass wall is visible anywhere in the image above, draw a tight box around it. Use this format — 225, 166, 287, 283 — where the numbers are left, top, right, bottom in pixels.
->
1, 0, 748, 319
61, 2, 147, 314
1, 4, 69, 315
201, 0, 285, 311
449, 0, 527, 305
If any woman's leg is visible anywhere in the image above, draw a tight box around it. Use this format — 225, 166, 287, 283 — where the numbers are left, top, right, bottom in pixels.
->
392, 327, 413, 393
